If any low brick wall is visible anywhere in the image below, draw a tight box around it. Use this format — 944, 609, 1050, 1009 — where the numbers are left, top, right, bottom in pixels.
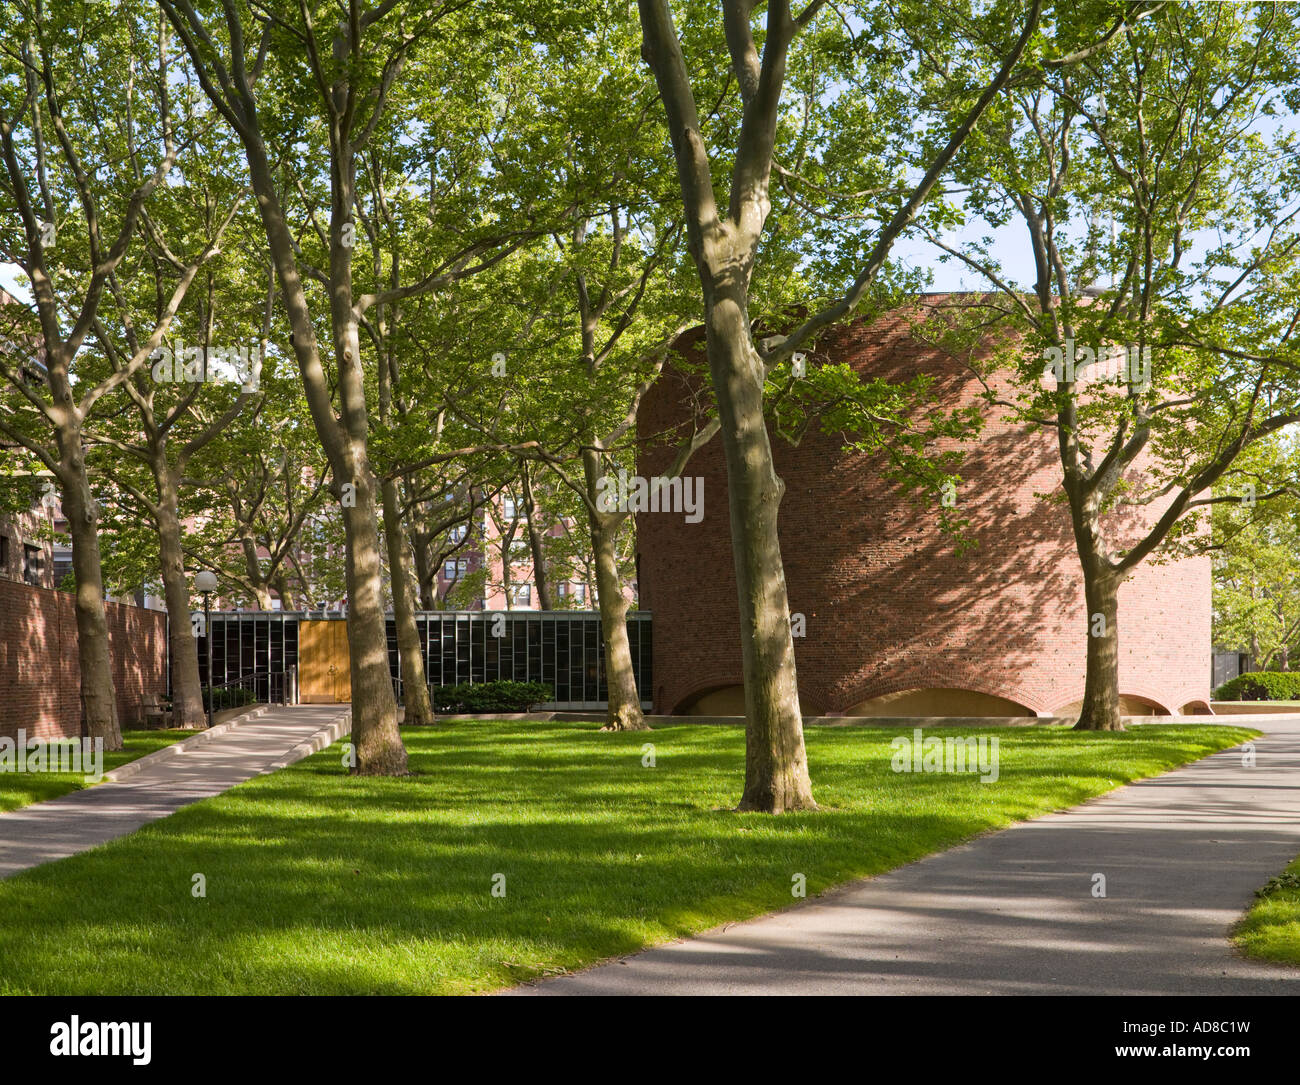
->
0, 579, 168, 741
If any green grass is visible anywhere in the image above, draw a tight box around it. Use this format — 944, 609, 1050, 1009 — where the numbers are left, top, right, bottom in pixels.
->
0, 720, 1255, 995
0, 729, 196, 812
1234, 856, 1300, 966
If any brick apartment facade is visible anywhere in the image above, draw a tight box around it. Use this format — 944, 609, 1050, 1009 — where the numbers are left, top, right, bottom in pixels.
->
637, 304, 1212, 718
0, 508, 54, 589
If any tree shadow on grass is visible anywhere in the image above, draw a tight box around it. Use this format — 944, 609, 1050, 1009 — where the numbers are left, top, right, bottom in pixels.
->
0, 722, 1261, 994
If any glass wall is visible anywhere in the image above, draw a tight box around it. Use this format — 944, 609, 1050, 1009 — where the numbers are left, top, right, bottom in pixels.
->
192, 610, 652, 710
188, 611, 300, 704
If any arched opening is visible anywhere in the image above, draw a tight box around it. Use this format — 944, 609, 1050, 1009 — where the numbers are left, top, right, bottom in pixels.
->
843, 687, 1035, 718
675, 683, 746, 716
1179, 700, 1212, 716
1052, 694, 1172, 717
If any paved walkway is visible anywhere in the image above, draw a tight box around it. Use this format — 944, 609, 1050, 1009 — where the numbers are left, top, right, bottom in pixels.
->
0, 704, 351, 879
518, 716, 1300, 995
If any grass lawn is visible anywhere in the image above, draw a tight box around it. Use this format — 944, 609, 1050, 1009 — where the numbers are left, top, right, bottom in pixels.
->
1234, 856, 1300, 966
0, 720, 1256, 995
0, 729, 196, 812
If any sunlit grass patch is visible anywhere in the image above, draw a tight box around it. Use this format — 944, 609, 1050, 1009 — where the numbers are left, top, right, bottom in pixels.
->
1234, 855, 1300, 967
0, 719, 1255, 994
0, 729, 195, 812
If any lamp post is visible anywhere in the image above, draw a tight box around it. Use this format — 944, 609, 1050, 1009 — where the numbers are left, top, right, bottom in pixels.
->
194, 571, 219, 728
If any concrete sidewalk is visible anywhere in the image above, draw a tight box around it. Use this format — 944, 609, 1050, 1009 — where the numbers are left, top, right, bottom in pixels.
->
0, 704, 351, 879
517, 715, 1300, 996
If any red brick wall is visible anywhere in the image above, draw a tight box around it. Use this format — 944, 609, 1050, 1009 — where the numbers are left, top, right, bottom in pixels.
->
0, 579, 169, 741
637, 307, 1212, 717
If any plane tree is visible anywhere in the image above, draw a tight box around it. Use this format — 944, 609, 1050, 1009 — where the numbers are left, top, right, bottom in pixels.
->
634, 0, 1050, 807
931, 0, 1300, 729
158, 0, 585, 771
0, 0, 238, 747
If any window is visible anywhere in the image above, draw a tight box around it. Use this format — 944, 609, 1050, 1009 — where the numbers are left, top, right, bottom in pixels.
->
507, 538, 530, 562
444, 558, 468, 580
557, 582, 586, 605
448, 524, 468, 544
510, 584, 531, 607
0, 534, 8, 573
22, 543, 42, 587
501, 497, 519, 521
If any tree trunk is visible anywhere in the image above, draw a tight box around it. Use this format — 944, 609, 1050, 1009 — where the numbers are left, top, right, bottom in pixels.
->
382, 477, 435, 726
235, 129, 407, 775
521, 465, 553, 610
703, 288, 814, 811
499, 514, 516, 608
339, 459, 408, 773
155, 470, 206, 728
58, 435, 122, 751
235, 531, 274, 609
270, 570, 296, 611
411, 525, 436, 610
1074, 567, 1124, 731
227, 480, 275, 609
583, 452, 648, 731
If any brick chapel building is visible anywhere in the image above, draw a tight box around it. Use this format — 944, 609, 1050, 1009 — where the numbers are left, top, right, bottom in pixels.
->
636, 299, 1212, 718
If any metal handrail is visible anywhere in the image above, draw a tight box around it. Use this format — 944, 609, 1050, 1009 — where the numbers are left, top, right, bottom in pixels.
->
204, 666, 298, 707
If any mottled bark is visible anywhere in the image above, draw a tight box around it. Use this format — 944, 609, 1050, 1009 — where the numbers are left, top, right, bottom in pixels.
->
242, 124, 405, 774
270, 570, 297, 610
704, 288, 814, 809
410, 522, 436, 609
339, 461, 407, 772
583, 451, 647, 731
57, 429, 122, 750
520, 465, 552, 610
1075, 564, 1124, 731
154, 469, 206, 728
638, 0, 815, 811
382, 477, 434, 726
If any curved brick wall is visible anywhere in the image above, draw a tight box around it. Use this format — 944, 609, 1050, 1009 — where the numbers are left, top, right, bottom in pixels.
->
636, 304, 1211, 717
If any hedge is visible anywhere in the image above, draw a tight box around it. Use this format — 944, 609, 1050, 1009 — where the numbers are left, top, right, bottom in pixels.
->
207, 685, 258, 711
1214, 671, 1300, 702
430, 680, 554, 714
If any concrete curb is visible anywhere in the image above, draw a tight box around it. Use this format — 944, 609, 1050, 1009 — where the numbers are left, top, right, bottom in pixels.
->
103, 704, 272, 784
416, 711, 1299, 728
660, 713, 1294, 728
427, 711, 603, 722
260, 709, 353, 774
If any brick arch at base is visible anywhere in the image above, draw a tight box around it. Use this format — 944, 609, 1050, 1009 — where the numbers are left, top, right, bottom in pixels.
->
1049, 688, 1175, 717
669, 675, 827, 717
835, 670, 1047, 719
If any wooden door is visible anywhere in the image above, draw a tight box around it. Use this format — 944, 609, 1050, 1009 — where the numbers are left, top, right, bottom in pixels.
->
299, 621, 352, 703
330, 620, 351, 702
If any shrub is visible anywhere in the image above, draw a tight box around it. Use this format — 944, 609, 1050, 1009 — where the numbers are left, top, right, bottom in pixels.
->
208, 685, 258, 711
430, 680, 554, 714
1214, 671, 1300, 702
